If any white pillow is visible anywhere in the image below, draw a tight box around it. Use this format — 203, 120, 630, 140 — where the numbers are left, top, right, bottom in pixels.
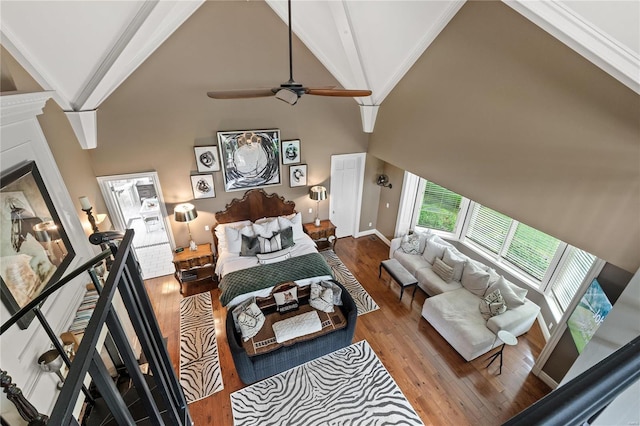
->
461, 261, 491, 297
258, 233, 282, 253
429, 235, 454, 249
277, 212, 304, 240
253, 220, 281, 238
256, 248, 292, 264
225, 224, 255, 254
422, 240, 447, 264
400, 233, 422, 255
432, 258, 454, 283
215, 220, 252, 251
442, 248, 466, 282
485, 276, 527, 309
255, 216, 277, 225
310, 282, 334, 312
235, 301, 265, 341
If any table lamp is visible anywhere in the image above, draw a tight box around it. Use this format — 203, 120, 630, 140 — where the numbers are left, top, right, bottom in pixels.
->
309, 186, 327, 226
174, 203, 198, 251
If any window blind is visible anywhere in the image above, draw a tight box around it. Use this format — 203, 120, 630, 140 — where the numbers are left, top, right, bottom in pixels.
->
416, 180, 462, 232
505, 223, 561, 281
551, 247, 596, 312
466, 204, 511, 254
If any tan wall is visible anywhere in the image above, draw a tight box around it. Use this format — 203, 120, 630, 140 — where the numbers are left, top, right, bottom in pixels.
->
0, 46, 106, 238
370, 2, 640, 272
89, 1, 370, 247
376, 162, 404, 240
360, 154, 384, 233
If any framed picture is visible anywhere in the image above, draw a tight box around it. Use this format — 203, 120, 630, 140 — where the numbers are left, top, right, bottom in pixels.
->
217, 129, 281, 192
281, 139, 301, 165
191, 174, 215, 199
289, 164, 308, 187
194, 146, 220, 172
1, 161, 76, 329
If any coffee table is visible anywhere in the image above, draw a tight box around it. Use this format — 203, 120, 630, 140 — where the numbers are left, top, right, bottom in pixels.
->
485, 330, 517, 375
379, 259, 418, 302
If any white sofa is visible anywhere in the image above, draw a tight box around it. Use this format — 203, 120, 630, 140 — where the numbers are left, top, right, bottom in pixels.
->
389, 232, 540, 361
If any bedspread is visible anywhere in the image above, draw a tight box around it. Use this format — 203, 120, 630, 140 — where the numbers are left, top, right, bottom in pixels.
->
219, 252, 333, 306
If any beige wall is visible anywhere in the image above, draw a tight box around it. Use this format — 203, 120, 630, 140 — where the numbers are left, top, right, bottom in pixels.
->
376, 162, 404, 240
370, 2, 640, 272
86, 1, 371, 247
0, 46, 107, 239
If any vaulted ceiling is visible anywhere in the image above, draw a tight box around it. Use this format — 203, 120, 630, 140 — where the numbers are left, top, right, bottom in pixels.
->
1, 0, 638, 147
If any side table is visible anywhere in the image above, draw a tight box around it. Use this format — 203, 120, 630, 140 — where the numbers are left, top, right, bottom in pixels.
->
172, 243, 216, 295
303, 220, 337, 251
485, 330, 518, 375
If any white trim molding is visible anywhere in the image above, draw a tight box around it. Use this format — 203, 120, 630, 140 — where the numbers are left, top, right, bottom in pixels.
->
0, 91, 54, 125
504, 0, 640, 94
65, 110, 97, 150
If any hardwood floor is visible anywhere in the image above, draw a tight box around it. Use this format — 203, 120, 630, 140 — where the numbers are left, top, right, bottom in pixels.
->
144, 235, 551, 425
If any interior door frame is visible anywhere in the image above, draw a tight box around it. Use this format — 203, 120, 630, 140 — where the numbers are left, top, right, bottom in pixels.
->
329, 153, 366, 238
96, 171, 176, 249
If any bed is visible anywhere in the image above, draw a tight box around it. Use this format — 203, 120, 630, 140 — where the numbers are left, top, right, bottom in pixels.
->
213, 189, 334, 307
213, 189, 357, 384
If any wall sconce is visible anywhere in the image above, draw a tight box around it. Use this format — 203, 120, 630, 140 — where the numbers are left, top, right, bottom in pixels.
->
309, 186, 327, 226
37, 349, 65, 390
174, 203, 198, 251
377, 174, 392, 189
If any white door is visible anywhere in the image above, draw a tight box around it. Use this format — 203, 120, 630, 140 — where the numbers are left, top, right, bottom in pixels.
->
330, 153, 365, 238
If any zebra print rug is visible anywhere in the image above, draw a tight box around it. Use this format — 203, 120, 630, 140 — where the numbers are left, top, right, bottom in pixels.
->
231, 340, 424, 425
320, 250, 379, 315
179, 292, 223, 403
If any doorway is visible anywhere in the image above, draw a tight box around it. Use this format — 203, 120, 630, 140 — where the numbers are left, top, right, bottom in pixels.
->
329, 153, 365, 238
97, 172, 175, 280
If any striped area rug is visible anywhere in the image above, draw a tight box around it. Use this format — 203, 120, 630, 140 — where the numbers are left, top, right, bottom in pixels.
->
179, 292, 223, 403
320, 250, 379, 315
231, 340, 424, 425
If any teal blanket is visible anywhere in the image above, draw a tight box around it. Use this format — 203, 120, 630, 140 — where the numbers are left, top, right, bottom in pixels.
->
219, 252, 334, 306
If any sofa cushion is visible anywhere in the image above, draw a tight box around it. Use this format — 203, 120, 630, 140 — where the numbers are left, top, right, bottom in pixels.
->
443, 248, 466, 282
461, 261, 491, 297
422, 240, 448, 264
479, 289, 507, 320
432, 258, 454, 282
486, 276, 527, 309
416, 266, 462, 296
393, 250, 431, 276
422, 288, 497, 361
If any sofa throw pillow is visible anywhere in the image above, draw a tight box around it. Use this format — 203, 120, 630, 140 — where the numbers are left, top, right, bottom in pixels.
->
232, 298, 266, 341
400, 233, 422, 255
422, 240, 448, 264
432, 258, 454, 282
442, 248, 466, 282
310, 282, 334, 312
258, 233, 283, 253
240, 235, 261, 256
486, 276, 527, 309
479, 289, 507, 320
461, 261, 491, 297
273, 286, 299, 314
256, 248, 292, 264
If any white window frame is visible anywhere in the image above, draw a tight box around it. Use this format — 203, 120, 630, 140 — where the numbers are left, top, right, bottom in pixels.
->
412, 177, 470, 239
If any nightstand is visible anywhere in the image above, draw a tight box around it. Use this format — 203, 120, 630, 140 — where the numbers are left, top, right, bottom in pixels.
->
303, 220, 337, 251
172, 243, 216, 295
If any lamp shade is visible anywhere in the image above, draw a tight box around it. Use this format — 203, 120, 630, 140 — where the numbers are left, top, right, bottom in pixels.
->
309, 186, 327, 201
174, 203, 197, 223
33, 221, 60, 242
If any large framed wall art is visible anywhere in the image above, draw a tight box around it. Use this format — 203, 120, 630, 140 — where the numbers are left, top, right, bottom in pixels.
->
217, 129, 281, 192
0, 161, 76, 329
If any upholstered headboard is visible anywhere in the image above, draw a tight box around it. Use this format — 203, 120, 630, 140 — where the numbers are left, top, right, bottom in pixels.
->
212, 189, 296, 252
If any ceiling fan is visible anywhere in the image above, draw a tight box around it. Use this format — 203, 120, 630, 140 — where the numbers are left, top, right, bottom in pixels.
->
206, 0, 372, 105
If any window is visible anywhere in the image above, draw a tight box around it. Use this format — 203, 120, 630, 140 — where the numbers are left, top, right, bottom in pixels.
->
550, 247, 597, 312
416, 180, 463, 233
465, 203, 561, 282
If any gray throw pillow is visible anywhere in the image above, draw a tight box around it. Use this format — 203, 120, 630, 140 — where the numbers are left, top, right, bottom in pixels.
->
278, 226, 294, 249
240, 234, 260, 256
479, 289, 507, 320
319, 280, 343, 306
400, 233, 421, 254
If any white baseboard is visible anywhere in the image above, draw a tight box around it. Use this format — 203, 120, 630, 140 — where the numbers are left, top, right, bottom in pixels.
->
537, 313, 551, 342
533, 368, 559, 390
353, 229, 391, 246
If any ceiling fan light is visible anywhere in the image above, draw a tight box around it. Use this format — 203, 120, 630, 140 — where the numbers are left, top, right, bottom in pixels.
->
275, 88, 298, 105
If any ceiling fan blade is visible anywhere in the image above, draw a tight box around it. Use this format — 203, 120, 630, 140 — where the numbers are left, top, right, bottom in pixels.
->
206, 89, 275, 99
305, 88, 372, 97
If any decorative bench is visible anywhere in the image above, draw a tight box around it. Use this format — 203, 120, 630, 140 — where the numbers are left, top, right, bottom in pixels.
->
225, 280, 357, 384
379, 258, 419, 301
